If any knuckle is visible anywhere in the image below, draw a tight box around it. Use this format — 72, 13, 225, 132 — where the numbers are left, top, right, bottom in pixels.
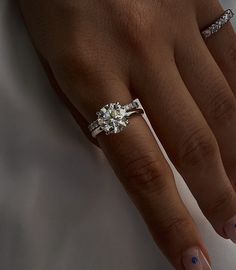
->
204, 187, 235, 217
124, 153, 171, 195
208, 90, 236, 124
224, 158, 236, 179
217, 42, 236, 71
120, 2, 155, 52
177, 128, 219, 168
51, 45, 94, 76
50, 40, 121, 85
226, 43, 236, 65
159, 216, 192, 236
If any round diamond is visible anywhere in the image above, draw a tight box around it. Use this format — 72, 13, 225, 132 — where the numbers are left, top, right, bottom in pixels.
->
203, 29, 211, 38
211, 23, 219, 33
97, 103, 128, 134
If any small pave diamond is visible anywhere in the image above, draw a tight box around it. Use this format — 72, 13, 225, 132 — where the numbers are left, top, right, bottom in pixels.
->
203, 29, 211, 38
97, 102, 128, 135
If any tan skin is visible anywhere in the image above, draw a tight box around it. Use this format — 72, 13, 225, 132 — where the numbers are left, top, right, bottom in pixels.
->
17, 0, 236, 268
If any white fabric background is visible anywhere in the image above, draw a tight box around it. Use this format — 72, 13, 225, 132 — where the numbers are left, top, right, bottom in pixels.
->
0, 1, 236, 269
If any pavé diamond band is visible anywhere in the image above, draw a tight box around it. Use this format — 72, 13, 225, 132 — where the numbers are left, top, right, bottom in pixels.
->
88, 99, 144, 138
201, 9, 234, 39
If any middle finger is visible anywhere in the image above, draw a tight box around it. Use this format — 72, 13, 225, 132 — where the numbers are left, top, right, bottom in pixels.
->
131, 47, 236, 242
175, 20, 236, 190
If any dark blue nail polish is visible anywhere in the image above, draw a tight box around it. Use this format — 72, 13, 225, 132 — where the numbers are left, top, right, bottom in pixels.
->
192, 256, 199, 264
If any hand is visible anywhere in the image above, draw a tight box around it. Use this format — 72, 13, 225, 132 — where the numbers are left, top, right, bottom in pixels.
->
18, 0, 236, 269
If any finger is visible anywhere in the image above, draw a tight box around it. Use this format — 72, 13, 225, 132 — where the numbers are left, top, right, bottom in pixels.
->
40, 57, 99, 146
99, 117, 211, 270
196, 1, 236, 96
49, 61, 211, 269
131, 48, 236, 243
175, 22, 236, 191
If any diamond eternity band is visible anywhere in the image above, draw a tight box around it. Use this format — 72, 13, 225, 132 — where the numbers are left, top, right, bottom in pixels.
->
201, 9, 234, 39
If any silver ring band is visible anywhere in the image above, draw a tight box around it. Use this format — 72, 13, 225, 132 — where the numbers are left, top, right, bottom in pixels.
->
201, 9, 234, 39
88, 99, 144, 138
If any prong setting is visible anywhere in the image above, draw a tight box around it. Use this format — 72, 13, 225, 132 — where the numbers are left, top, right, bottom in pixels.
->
88, 99, 144, 138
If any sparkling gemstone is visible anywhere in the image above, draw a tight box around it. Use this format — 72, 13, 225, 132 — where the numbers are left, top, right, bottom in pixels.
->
211, 24, 219, 33
203, 29, 211, 38
223, 14, 229, 20
97, 103, 128, 134
219, 18, 225, 24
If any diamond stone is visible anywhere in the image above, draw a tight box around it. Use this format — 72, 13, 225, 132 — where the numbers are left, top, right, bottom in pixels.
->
211, 23, 219, 33
203, 29, 211, 38
97, 103, 128, 134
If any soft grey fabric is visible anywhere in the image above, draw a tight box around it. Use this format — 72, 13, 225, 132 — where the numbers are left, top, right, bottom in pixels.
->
0, 1, 236, 269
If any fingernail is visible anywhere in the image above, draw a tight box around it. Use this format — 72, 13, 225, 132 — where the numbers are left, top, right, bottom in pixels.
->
182, 247, 212, 270
224, 215, 236, 243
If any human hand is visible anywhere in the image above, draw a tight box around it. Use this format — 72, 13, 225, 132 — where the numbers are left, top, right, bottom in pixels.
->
17, 0, 236, 269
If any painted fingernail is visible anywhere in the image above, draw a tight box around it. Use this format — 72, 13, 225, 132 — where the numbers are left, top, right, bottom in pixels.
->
182, 247, 212, 270
224, 215, 236, 243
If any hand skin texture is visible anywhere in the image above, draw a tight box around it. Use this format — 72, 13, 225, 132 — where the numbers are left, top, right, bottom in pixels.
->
17, 0, 236, 269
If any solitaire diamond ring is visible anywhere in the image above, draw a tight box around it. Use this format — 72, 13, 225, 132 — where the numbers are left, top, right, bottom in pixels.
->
201, 9, 234, 39
88, 99, 144, 138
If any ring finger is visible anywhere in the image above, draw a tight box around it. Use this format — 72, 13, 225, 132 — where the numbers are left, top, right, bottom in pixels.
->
49, 61, 211, 269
